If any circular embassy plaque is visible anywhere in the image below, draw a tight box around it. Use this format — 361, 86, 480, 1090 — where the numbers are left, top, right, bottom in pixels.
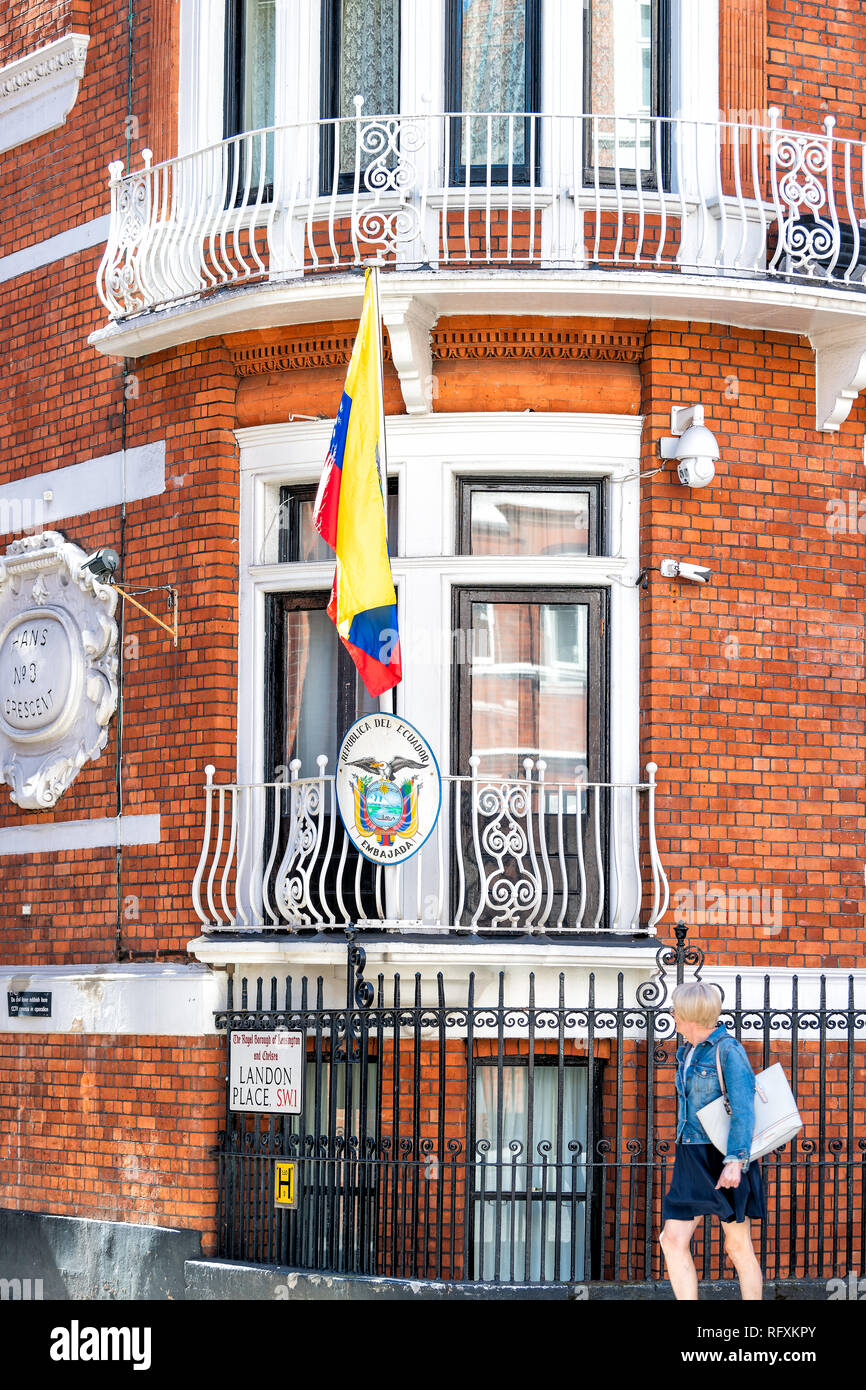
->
335, 714, 441, 865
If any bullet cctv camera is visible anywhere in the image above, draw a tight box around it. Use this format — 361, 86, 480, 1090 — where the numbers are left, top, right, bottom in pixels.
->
81, 547, 121, 582
660, 558, 712, 584
660, 404, 720, 488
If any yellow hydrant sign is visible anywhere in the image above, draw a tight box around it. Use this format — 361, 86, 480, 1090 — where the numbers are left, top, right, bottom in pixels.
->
275, 1162, 297, 1209
229, 1031, 304, 1113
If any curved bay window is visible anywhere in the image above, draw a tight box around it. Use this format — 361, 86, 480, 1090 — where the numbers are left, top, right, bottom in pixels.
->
223, 2, 673, 201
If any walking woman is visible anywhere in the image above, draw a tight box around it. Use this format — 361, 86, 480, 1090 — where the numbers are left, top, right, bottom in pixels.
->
659, 981, 767, 1300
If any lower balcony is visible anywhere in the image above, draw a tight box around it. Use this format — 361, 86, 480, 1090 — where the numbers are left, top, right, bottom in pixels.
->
191, 760, 669, 938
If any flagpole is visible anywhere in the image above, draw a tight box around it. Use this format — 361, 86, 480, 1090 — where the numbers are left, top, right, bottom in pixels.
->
368, 260, 396, 712
369, 262, 389, 542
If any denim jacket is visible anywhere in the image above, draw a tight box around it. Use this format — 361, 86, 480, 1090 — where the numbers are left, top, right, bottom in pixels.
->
675, 1024, 756, 1171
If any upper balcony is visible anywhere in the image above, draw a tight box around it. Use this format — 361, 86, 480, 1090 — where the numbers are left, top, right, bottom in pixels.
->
92, 107, 866, 428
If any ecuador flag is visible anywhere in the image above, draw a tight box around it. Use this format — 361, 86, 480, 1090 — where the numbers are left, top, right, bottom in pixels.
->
313, 269, 402, 696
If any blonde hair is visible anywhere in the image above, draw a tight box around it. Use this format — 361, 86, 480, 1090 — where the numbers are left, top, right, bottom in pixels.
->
671, 981, 722, 1028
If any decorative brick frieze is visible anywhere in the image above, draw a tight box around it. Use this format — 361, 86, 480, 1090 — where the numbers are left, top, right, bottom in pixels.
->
231, 329, 393, 377
229, 323, 645, 378
432, 326, 645, 363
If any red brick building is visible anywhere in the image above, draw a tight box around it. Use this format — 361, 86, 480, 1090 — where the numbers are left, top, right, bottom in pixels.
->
0, 0, 864, 1299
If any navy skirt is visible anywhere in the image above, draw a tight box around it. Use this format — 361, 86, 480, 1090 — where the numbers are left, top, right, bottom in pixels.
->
662, 1143, 767, 1224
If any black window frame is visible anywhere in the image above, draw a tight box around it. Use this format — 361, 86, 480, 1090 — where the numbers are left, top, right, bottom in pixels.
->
450, 583, 610, 932
451, 584, 609, 784
263, 588, 394, 928
469, 1052, 605, 1282
223, 0, 275, 204
277, 480, 399, 564
319, 0, 403, 197
445, 0, 541, 187
456, 476, 605, 558
582, 0, 671, 191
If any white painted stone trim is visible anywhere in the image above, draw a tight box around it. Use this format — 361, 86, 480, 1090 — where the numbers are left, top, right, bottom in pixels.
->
88, 268, 866, 362
0, 441, 166, 530
0, 33, 90, 155
188, 934, 866, 1020
0, 215, 110, 285
0, 813, 160, 855
178, 0, 225, 156
0, 962, 223, 1035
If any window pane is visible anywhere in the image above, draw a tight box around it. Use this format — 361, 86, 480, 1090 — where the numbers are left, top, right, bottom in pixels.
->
585, 0, 655, 172
461, 0, 527, 165
287, 489, 398, 563
282, 607, 377, 773
242, 0, 275, 183
470, 601, 589, 783
468, 490, 591, 556
338, 0, 400, 174
474, 1065, 587, 1281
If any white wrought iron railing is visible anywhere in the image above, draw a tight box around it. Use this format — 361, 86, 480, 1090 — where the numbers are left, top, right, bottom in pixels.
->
191, 758, 669, 936
98, 105, 866, 320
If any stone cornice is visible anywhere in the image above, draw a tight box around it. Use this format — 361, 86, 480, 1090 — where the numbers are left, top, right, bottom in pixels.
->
230, 324, 645, 377
0, 32, 90, 155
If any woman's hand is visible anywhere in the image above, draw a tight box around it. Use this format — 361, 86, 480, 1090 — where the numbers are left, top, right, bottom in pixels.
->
716, 1160, 742, 1189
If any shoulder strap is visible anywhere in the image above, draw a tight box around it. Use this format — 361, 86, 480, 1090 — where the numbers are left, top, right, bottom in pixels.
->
714, 1038, 733, 1114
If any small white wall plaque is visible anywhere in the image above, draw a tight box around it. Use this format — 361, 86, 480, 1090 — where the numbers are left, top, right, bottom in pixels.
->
0, 532, 119, 809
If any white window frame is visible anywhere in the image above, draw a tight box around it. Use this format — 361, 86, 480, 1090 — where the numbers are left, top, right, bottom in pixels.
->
237, 412, 642, 801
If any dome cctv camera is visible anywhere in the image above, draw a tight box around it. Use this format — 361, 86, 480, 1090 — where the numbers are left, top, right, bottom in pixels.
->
660, 404, 720, 488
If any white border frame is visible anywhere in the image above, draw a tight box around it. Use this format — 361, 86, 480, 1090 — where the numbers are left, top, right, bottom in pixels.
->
235, 412, 642, 798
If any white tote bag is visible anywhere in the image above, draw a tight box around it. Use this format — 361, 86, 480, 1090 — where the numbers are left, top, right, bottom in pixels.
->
696, 1049, 802, 1163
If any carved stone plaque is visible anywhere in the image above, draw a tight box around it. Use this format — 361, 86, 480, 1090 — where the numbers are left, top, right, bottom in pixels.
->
0, 532, 119, 809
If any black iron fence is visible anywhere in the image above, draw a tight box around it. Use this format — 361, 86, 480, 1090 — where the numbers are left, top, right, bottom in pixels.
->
215, 927, 866, 1285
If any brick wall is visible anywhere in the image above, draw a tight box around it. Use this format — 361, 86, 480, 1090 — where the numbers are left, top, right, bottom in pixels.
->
639, 320, 866, 969
0, 1032, 224, 1251
0, 330, 239, 965
0, 1, 90, 68
767, 0, 866, 137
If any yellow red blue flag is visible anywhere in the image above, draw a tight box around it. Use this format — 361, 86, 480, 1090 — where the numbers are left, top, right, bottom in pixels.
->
313, 268, 402, 696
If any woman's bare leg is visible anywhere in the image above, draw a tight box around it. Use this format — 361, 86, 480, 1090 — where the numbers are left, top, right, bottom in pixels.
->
721, 1218, 763, 1300
659, 1217, 702, 1300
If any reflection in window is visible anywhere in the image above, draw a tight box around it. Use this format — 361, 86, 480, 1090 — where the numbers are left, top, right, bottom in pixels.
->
278, 484, 398, 564
242, 0, 275, 133
468, 490, 592, 557
225, 0, 276, 187
584, 0, 665, 174
279, 605, 378, 776
469, 600, 589, 784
